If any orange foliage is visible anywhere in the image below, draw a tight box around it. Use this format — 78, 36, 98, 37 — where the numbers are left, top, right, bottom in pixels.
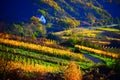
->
0, 59, 59, 73
30, 16, 40, 24
63, 62, 82, 80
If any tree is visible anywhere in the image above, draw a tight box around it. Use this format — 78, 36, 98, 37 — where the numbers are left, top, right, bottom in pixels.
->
87, 13, 96, 26
113, 17, 120, 29
31, 33, 37, 40
46, 23, 53, 28
11, 16, 47, 38
12, 24, 24, 36
59, 18, 80, 28
30, 16, 40, 24
69, 32, 79, 45
113, 17, 120, 24
37, 9, 47, 16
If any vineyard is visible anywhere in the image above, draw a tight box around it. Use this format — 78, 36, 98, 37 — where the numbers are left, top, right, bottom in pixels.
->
0, 38, 85, 60
75, 45, 119, 58
1, 0, 120, 79
0, 31, 120, 79
0, 37, 94, 73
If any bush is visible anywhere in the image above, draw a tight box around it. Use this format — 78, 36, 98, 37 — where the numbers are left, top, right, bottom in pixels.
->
47, 33, 61, 42
63, 62, 82, 80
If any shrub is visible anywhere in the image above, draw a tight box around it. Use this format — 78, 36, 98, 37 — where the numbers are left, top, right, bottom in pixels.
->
63, 62, 82, 80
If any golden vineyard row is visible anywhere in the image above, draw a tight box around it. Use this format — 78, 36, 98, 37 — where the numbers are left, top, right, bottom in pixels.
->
0, 38, 84, 60
0, 59, 59, 73
75, 45, 119, 58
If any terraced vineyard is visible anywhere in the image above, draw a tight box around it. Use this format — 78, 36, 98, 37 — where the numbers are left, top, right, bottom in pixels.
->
75, 45, 119, 58
0, 26, 120, 80
0, 37, 94, 73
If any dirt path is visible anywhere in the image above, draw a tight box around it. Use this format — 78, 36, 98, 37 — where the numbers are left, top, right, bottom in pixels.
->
83, 54, 105, 64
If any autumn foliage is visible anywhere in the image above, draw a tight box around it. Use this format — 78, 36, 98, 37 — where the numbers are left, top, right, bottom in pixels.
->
63, 62, 82, 80
0, 38, 84, 60
41, 0, 61, 11
75, 45, 119, 58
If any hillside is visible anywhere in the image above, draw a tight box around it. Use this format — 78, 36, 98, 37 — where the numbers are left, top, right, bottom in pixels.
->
1, 0, 120, 80
37, 0, 112, 26
0, 0, 117, 33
